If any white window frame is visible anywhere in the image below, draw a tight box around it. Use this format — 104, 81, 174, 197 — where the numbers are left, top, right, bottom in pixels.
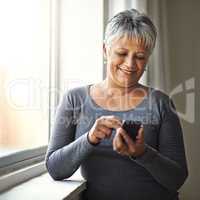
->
0, 0, 60, 192
0, 0, 109, 193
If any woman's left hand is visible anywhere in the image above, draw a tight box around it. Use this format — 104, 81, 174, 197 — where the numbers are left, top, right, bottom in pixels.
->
113, 126, 146, 157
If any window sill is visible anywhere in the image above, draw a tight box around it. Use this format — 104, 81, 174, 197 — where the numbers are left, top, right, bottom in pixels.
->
0, 169, 86, 200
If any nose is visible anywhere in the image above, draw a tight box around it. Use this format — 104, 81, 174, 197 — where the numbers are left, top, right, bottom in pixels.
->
125, 56, 137, 70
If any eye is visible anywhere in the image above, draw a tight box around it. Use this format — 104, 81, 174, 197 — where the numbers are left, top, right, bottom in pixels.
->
136, 56, 145, 60
135, 53, 146, 60
116, 52, 127, 57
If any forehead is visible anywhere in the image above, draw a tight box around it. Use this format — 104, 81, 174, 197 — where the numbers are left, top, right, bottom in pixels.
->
110, 35, 147, 52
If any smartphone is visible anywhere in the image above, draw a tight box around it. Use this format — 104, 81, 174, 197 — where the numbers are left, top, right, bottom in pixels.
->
122, 120, 142, 141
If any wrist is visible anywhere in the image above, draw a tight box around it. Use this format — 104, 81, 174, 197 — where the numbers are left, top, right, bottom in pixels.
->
87, 132, 100, 145
129, 145, 147, 160
138, 145, 147, 157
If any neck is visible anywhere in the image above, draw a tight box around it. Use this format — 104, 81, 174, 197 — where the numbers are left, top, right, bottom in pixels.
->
101, 79, 142, 97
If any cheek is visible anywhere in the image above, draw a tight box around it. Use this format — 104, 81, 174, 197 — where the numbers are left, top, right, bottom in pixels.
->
136, 60, 147, 70
108, 56, 124, 70
107, 62, 118, 75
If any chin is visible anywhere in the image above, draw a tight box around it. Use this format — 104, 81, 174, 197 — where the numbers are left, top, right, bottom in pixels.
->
108, 73, 141, 88
116, 80, 139, 88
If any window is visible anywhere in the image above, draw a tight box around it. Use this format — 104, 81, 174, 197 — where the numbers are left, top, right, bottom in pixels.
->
58, 0, 104, 94
0, 0, 104, 184
0, 0, 50, 172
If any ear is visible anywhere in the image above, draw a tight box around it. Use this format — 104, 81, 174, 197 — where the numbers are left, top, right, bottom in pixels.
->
103, 43, 107, 59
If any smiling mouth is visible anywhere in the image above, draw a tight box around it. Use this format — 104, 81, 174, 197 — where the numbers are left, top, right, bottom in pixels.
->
118, 67, 136, 75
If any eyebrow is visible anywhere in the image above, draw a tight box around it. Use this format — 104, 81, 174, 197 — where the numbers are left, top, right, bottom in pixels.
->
116, 48, 128, 51
116, 48, 146, 54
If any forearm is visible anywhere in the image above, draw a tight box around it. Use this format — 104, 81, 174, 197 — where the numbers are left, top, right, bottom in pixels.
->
132, 144, 188, 191
45, 133, 95, 180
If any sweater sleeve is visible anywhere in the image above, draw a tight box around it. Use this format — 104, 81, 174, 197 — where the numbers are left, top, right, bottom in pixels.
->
45, 90, 95, 180
133, 98, 188, 192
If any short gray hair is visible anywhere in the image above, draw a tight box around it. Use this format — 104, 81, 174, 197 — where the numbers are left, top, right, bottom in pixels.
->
104, 9, 157, 54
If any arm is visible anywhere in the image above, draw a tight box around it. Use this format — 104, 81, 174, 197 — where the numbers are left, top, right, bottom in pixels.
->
133, 99, 188, 191
45, 91, 95, 180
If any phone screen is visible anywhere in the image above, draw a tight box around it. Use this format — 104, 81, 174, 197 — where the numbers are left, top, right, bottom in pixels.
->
122, 120, 141, 141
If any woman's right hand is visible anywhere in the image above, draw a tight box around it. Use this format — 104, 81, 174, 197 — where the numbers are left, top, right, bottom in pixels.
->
88, 115, 122, 145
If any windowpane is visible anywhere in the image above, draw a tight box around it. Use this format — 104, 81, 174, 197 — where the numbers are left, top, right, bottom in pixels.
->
0, 0, 50, 157
59, 0, 103, 93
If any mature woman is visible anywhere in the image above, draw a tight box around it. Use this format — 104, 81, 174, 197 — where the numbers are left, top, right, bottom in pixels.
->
45, 9, 188, 200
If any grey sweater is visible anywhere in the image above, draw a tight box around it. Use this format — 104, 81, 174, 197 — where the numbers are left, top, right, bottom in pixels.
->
45, 85, 188, 200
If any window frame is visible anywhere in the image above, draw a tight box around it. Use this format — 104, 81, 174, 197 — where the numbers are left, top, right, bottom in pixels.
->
0, 0, 60, 192
0, 146, 47, 176
0, 0, 106, 193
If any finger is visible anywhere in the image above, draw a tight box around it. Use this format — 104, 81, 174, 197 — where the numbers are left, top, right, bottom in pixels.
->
112, 134, 118, 151
98, 125, 112, 138
98, 116, 122, 129
113, 140, 128, 156
136, 127, 144, 144
117, 128, 134, 147
117, 149, 128, 156
95, 129, 108, 140
115, 132, 123, 149
106, 115, 122, 123
113, 132, 125, 151
117, 131, 137, 155
106, 115, 122, 127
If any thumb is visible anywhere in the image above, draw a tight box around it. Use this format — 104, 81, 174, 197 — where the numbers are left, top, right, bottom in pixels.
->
118, 127, 134, 146
136, 126, 144, 144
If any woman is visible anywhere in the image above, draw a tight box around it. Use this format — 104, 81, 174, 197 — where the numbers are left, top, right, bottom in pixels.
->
45, 9, 188, 200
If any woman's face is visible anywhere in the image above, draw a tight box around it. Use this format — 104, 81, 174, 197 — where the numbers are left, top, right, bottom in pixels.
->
104, 36, 149, 88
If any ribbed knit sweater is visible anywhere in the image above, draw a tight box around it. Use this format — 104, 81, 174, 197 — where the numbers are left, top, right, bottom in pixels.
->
45, 85, 188, 200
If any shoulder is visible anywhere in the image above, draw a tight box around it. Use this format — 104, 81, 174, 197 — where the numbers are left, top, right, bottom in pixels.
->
150, 87, 172, 105
150, 87, 177, 119
139, 84, 170, 103
65, 85, 88, 98
62, 85, 89, 108
150, 88, 169, 101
